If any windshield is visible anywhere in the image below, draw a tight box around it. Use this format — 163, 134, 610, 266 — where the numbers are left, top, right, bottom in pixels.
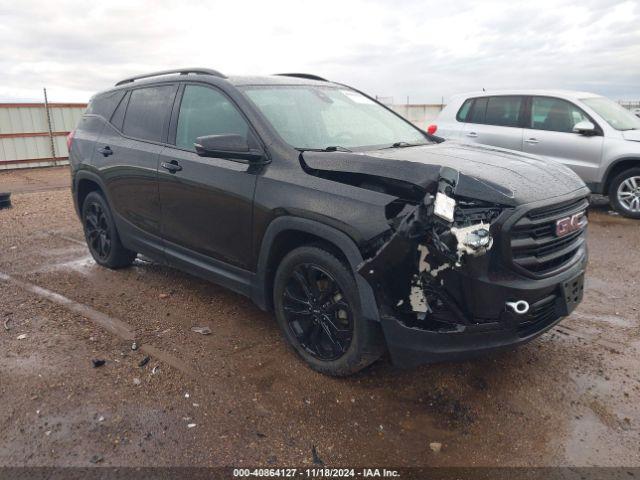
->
581, 97, 640, 131
241, 85, 429, 150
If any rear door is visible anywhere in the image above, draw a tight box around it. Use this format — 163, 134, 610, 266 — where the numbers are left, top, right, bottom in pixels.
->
99, 84, 178, 255
522, 96, 603, 183
461, 96, 525, 151
158, 83, 258, 271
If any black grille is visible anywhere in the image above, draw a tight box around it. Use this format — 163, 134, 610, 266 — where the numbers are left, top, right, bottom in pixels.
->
510, 198, 588, 276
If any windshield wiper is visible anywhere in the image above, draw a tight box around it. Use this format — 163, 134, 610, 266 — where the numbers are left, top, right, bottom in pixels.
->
296, 146, 353, 153
381, 141, 428, 149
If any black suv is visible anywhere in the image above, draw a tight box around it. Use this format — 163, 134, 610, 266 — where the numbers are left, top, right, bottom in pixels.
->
69, 68, 589, 376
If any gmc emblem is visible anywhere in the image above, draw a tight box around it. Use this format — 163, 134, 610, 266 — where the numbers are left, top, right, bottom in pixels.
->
555, 211, 587, 237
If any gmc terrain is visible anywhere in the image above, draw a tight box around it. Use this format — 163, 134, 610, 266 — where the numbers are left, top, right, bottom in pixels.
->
68, 68, 589, 376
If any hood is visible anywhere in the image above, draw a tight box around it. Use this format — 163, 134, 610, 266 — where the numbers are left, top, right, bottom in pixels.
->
622, 130, 640, 142
301, 141, 588, 206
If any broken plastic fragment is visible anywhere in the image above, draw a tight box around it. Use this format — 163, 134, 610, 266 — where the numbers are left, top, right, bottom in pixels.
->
92, 359, 106, 368
191, 326, 211, 335
434, 192, 456, 223
417, 245, 430, 273
409, 284, 429, 313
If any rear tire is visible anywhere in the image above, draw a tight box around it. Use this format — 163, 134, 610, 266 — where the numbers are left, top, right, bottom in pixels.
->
609, 168, 640, 219
273, 246, 385, 376
81, 191, 137, 268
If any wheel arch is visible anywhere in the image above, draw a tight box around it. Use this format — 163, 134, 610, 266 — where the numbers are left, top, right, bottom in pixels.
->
252, 216, 381, 323
602, 157, 640, 195
73, 170, 110, 216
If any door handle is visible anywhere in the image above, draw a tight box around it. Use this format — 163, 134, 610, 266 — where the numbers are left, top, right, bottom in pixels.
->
466, 132, 478, 138
161, 161, 182, 173
98, 146, 113, 157
525, 138, 539, 144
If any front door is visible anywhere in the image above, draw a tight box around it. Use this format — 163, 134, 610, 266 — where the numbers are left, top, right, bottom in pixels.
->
522, 96, 603, 184
158, 83, 258, 271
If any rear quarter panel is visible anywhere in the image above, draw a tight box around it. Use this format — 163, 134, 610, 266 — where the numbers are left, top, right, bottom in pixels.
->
435, 97, 465, 140
69, 115, 105, 173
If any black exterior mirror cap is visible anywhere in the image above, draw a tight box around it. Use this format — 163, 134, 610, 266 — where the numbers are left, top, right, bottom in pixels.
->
195, 134, 264, 162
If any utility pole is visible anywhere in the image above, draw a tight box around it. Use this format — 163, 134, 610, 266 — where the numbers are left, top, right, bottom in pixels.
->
43, 88, 57, 161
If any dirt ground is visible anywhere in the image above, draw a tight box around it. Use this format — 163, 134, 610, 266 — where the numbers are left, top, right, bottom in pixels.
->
0, 166, 638, 468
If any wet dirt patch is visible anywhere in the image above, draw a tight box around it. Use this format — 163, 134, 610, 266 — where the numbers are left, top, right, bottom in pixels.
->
1, 170, 639, 467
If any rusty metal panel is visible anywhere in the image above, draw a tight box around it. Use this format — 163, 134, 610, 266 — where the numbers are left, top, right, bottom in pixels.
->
50, 106, 85, 132
0, 103, 86, 168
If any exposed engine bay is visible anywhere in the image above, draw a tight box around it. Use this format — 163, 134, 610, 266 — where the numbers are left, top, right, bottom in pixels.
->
356, 170, 504, 331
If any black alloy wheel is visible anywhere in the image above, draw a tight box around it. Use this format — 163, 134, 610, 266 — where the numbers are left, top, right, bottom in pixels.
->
282, 263, 354, 361
81, 191, 136, 269
84, 200, 112, 261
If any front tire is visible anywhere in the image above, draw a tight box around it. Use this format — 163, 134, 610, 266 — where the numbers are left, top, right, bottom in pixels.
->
609, 168, 640, 219
273, 246, 384, 376
81, 191, 137, 268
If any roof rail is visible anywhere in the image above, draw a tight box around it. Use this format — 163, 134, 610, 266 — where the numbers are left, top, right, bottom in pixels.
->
115, 68, 226, 86
274, 73, 328, 82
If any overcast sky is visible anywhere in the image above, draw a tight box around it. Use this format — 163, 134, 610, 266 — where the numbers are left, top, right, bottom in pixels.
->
1, 0, 639, 104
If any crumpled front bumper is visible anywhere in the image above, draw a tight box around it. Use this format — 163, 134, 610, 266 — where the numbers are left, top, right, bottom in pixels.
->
378, 251, 587, 368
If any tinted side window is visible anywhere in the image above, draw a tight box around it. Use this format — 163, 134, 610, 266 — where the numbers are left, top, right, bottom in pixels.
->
123, 86, 175, 142
109, 91, 129, 131
176, 85, 249, 151
86, 90, 125, 120
530, 97, 588, 133
484, 96, 523, 127
468, 97, 488, 123
456, 99, 473, 122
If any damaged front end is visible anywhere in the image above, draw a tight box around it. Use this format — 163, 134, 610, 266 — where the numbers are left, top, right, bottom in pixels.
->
358, 167, 503, 334
355, 167, 587, 367
299, 146, 589, 367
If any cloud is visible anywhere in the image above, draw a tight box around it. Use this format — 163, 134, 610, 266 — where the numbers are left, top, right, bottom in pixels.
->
0, 0, 638, 103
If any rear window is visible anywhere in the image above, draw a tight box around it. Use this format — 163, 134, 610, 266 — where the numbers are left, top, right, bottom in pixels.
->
86, 90, 125, 120
122, 86, 175, 142
465, 96, 523, 127
468, 97, 488, 123
484, 96, 523, 127
109, 92, 129, 131
456, 99, 473, 122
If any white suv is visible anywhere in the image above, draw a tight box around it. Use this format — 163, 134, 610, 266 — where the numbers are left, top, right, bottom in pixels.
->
433, 90, 640, 218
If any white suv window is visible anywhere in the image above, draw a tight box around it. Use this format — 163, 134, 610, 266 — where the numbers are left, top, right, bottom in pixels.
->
530, 97, 588, 133
484, 96, 523, 127
463, 96, 524, 127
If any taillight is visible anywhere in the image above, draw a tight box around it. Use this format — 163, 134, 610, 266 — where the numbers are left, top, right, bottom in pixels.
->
427, 124, 437, 135
66, 130, 75, 152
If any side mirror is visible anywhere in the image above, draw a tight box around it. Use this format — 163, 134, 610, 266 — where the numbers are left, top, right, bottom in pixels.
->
573, 120, 597, 135
194, 134, 264, 162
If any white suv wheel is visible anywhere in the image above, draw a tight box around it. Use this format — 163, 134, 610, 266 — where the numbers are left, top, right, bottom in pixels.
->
617, 175, 640, 213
